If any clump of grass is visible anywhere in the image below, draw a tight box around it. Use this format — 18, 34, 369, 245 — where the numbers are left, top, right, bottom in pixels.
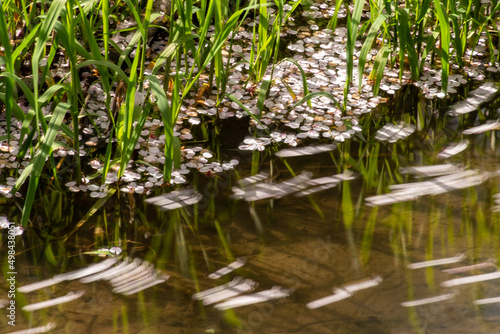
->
354, 0, 500, 95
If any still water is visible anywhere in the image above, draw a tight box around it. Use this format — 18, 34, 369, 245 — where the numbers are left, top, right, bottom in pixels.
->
2, 83, 500, 333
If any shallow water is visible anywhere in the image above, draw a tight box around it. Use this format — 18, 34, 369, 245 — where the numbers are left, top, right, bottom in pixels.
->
2, 1, 500, 332
2, 83, 500, 334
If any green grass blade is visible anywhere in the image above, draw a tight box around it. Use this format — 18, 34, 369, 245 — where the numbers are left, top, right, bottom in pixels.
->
396, 8, 408, 81
347, 0, 365, 84
18, 102, 70, 226
291, 91, 342, 111
369, 45, 391, 95
0, 0, 16, 142
256, 79, 271, 115
358, 14, 388, 91
277, 57, 311, 107
433, 0, 450, 94
327, 0, 343, 31
148, 75, 175, 179
226, 93, 269, 134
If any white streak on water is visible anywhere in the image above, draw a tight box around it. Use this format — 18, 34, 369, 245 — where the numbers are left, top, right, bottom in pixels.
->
198, 279, 258, 305
442, 259, 497, 274
208, 258, 247, 279
113, 272, 168, 294
275, 144, 337, 157
474, 296, 500, 305
85, 257, 142, 283
462, 120, 500, 135
307, 276, 382, 309
438, 141, 469, 159
122, 277, 168, 295
294, 182, 339, 197
306, 290, 352, 309
22, 291, 85, 312
193, 277, 245, 300
366, 170, 490, 206
214, 286, 293, 310
109, 261, 154, 286
448, 82, 499, 116
19, 258, 119, 293
335, 276, 383, 293
375, 123, 415, 143
441, 271, 500, 287
401, 293, 456, 307
407, 254, 466, 269
145, 189, 202, 211
5, 322, 56, 334
237, 172, 270, 186
399, 164, 464, 177
17, 277, 65, 294
232, 172, 312, 201
79, 257, 132, 283
55, 258, 119, 281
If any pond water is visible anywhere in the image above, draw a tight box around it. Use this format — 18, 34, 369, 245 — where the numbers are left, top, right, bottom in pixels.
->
2, 1, 500, 334
2, 83, 500, 333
